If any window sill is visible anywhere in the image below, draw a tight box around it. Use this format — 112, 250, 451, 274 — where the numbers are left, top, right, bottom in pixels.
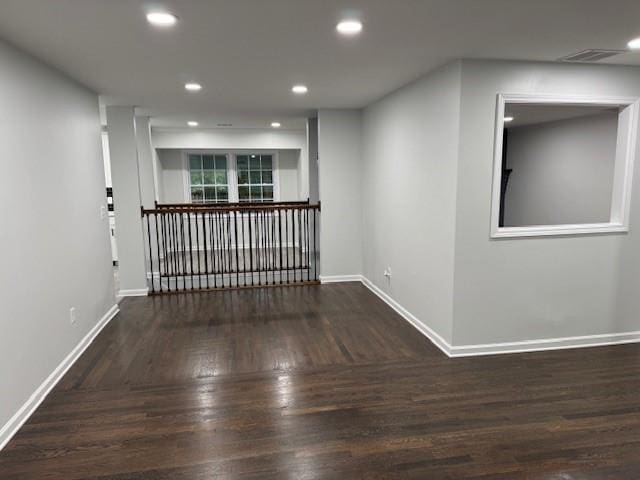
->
491, 222, 628, 239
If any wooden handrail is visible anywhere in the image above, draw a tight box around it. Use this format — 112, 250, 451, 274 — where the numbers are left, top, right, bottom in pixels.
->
154, 199, 310, 209
143, 202, 320, 216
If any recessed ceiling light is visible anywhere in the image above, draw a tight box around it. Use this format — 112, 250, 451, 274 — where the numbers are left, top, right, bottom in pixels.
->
336, 20, 363, 35
292, 85, 308, 94
271, 122, 281, 128
187, 121, 199, 127
628, 37, 640, 50
146, 12, 178, 27
185, 83, 202, 92
504, 116, 514, 123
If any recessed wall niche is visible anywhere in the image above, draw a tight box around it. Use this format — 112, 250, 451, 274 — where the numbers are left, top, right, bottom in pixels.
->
490, 94, 639, 238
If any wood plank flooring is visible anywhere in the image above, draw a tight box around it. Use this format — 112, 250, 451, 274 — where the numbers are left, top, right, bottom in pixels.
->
2, 282, 640, 479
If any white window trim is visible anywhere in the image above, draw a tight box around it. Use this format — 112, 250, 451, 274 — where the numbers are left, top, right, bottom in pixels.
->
182, 150, 280, 203
490, 93, 639, 239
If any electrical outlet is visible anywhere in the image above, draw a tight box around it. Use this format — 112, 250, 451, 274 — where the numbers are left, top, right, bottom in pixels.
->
100, 205, 107, 220
70, 307, 77, 325
384, 267, 392, 279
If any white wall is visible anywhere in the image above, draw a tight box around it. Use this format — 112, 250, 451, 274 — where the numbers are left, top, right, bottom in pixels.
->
152, 127, 307, 156
156, 149, 301, 203
106, 106, 148, 293
0, 39, 115, 440
278, 149, 301, 201
307, 118, 320, 203
317, 110, 363, 278
134, 116, 157, 208
504, 112, 617, 226
452, 60, 640, 346
361, 62, 462, 344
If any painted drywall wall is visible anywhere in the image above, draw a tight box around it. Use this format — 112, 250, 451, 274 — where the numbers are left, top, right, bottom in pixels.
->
452, 60, 640, 346
504, 112, 617, 226
307, 118, 320, 203
361, 62, 462, 344
153, 127, 309, 201
134, 116, 157, 208
317, 110, 363, 278
106, 106, 148, 293
156, 149, 301, 203
0, 39, 115, 436
278, 149, 301, 201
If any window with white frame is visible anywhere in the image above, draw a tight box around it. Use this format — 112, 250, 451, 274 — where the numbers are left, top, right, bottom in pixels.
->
236, 154, 274, 202
189, 154, 229, 203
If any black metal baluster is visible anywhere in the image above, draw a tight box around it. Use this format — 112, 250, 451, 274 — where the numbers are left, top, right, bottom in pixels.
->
298, 208, 303, 283
248, 208, 254, 286
262, 208, 266, 285
305, 207, 310, 282
202, 211, 209, 289
227, 212, 232, 286
194, 211, 201, 290
270, 209, 275, 285
180, 212, 186, 291
242, 209, 247, 287
216, 210, 222, 287
285, 208, 290, 284
155, 213, 162, 293
209, 210, 220, 288
169, 213, 175, 287
161, 213, 170, 292
220, 211, 225, 287
313, 207, 317, 281
279, 208, 283, 285
234, 211, 239, 288
188, 211, 194, 291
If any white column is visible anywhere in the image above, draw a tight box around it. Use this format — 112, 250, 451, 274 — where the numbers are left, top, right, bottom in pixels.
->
106, 106, 148, 295
134, 115, 158, 208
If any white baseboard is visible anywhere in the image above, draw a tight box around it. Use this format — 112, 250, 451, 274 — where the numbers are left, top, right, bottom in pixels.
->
449, 331, 640, 357
320, 274, 363, 284
328, 274, 640, 358
0, 304, 120, 451
118, 288, 149, 297
360, 276, 453, 357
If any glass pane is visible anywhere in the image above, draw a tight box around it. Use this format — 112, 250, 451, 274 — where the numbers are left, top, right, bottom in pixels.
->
250, 186, 262, 200
237, 155, 248, 169
215, 155, 227, 169
215, 169, 227, 184
250, 171, 261, 184
189, 154, 202, 170
249, 155, 260, 169
203, 170, 216, 185
191, 187, 204, 202
190, 170, 203, 185
217, 186, 228, 201
237, 170, 249, 184
263, 186, 273, 200
262, 170, 273, 184
203, 155, 215, 170
238, 186, 250, 200
204, 186, 216, 201
261, 155, 272, 169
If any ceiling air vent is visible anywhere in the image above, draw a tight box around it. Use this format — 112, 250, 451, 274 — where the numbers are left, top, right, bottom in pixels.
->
558, 49, 625, 63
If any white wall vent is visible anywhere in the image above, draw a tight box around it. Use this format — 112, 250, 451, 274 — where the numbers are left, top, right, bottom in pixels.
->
558, 49, 625, 63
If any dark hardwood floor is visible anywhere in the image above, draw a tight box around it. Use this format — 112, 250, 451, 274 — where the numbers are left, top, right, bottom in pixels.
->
2, 282, 640, 479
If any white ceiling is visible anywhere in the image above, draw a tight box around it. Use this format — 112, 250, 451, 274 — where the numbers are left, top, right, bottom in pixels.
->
1, 0, 640, 129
